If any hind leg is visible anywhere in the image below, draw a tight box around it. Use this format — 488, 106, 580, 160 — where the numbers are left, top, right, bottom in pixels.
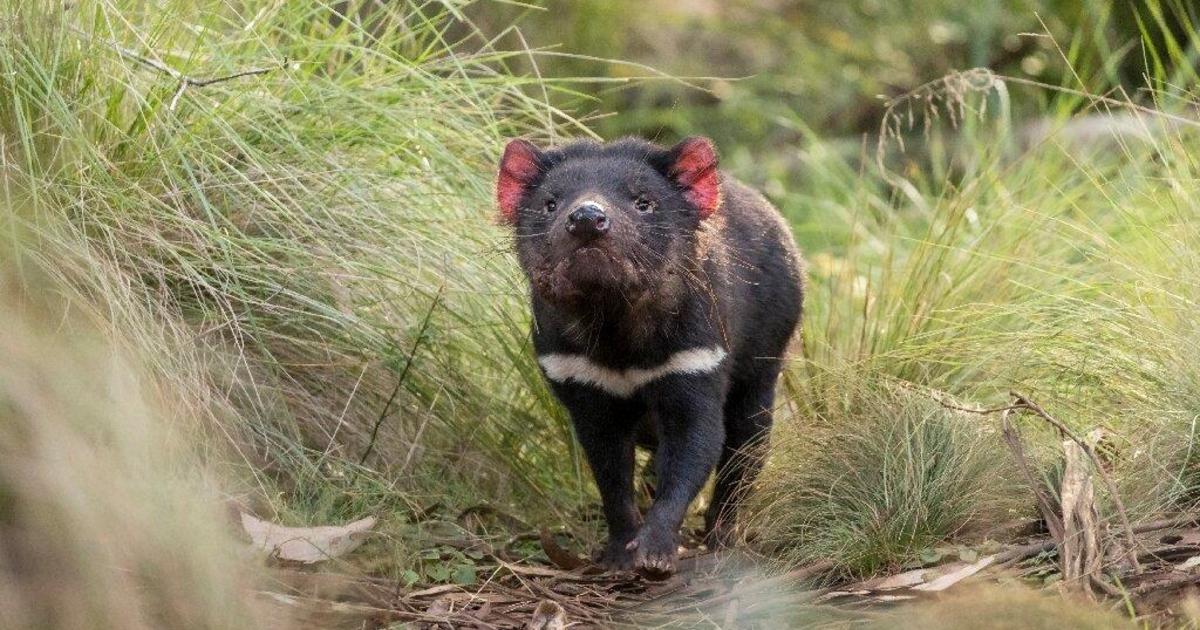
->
704, 365, 780, 548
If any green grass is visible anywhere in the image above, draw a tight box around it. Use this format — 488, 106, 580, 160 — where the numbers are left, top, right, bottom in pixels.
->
744, 55, 1200, 572
748, 54, 1200, 573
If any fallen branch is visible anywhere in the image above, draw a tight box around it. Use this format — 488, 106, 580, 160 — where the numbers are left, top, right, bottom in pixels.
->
1131, 572, 1200, 596
1009, 392, 1141, 572
937, 392, 1141, 572
993, 539, 1057, 567
1133, 516, 1200, 534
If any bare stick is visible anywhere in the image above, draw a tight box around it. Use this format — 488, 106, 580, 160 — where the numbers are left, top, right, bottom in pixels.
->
1132, 516, 1200, 533
1001, 409, 1066, 542
359, 285, 444, 465
1131, 572, 1200, 596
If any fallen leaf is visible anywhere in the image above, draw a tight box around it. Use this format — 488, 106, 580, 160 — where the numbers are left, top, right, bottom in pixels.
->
540, 529, 586, 570
453, 564, 477, 585
912, 555, 996, 592
1178, 555, 1200, 572
241, 512, 376, 563
526, 600, 566, 630
866, 568, 929, 590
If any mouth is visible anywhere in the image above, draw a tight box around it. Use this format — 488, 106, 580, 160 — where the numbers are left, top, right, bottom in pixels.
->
562, 244, 616, 281
572, 243, 608, 258
530, 241, 638, 307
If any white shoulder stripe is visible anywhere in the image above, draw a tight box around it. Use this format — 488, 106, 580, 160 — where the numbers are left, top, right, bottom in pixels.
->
538, 346, 727, 398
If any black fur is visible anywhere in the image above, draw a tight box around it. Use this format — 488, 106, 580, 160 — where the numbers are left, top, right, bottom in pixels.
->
499, 137, 804, 576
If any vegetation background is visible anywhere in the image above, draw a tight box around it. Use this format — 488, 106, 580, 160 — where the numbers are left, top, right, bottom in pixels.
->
1, 0, 1198, 627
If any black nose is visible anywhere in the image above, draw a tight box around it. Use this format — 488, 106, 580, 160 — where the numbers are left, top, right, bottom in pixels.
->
566, 202, 610, 241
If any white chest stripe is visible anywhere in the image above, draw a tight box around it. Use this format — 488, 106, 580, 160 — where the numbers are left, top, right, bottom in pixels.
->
538, 347, 728, 398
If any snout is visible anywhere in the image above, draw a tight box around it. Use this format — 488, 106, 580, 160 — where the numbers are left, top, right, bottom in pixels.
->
566, 202, 610, 242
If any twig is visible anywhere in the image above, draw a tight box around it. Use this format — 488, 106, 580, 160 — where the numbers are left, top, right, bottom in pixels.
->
156, 55, 284, 110
112, 42, 284, 109
78, 29, 285, 111
1089, 574, 1125, 599
1132, 516, 1200, 534
938, 400, 1026, 416
1130, 572, 1200, 596
359, 286, 444, 465
1009, 392, 1142, 572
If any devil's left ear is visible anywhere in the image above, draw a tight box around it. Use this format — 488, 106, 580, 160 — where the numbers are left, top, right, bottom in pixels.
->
663, 136, 721, 219
496, 139, 545, 224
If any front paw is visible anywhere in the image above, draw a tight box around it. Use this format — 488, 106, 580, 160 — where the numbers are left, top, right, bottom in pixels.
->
625, 526, 678, 579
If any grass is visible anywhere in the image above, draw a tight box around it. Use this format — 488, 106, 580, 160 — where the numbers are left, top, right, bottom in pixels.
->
0, 0, 593, 532
4, 0, 1200, 625
752, 376, 1018, 577
749, 62, 1200, 573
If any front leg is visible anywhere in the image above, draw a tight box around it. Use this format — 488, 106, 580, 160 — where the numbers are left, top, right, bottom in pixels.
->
554, 384, 643, 570
629, 375, 725, 577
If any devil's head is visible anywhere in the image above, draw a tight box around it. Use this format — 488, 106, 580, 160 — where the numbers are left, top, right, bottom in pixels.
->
496, 137, 721, 313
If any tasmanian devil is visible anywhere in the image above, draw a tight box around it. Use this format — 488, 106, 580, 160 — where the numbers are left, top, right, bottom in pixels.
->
496, 136, 804, 576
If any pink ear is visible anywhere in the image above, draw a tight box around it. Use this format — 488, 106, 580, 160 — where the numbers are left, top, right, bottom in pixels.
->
667, 137, 720, 219
496, 139, 543, 224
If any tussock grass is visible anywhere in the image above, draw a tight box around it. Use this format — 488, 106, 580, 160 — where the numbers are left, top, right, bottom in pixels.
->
753, 377, 1017, 577
5, 0, 1200, 618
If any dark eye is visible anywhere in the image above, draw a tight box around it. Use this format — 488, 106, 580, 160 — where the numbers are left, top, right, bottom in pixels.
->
634, 195, 656, 213
544, 198, 557, 213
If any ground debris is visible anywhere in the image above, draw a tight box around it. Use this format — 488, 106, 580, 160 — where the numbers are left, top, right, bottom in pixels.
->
251, 514, 1200, 629
253, 548, 835, 628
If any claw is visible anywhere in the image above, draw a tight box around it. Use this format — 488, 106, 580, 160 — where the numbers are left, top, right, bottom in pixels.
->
635, 553, 676, 580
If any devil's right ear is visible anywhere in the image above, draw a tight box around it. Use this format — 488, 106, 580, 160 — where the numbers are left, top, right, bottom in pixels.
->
496, 139, 545, 224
